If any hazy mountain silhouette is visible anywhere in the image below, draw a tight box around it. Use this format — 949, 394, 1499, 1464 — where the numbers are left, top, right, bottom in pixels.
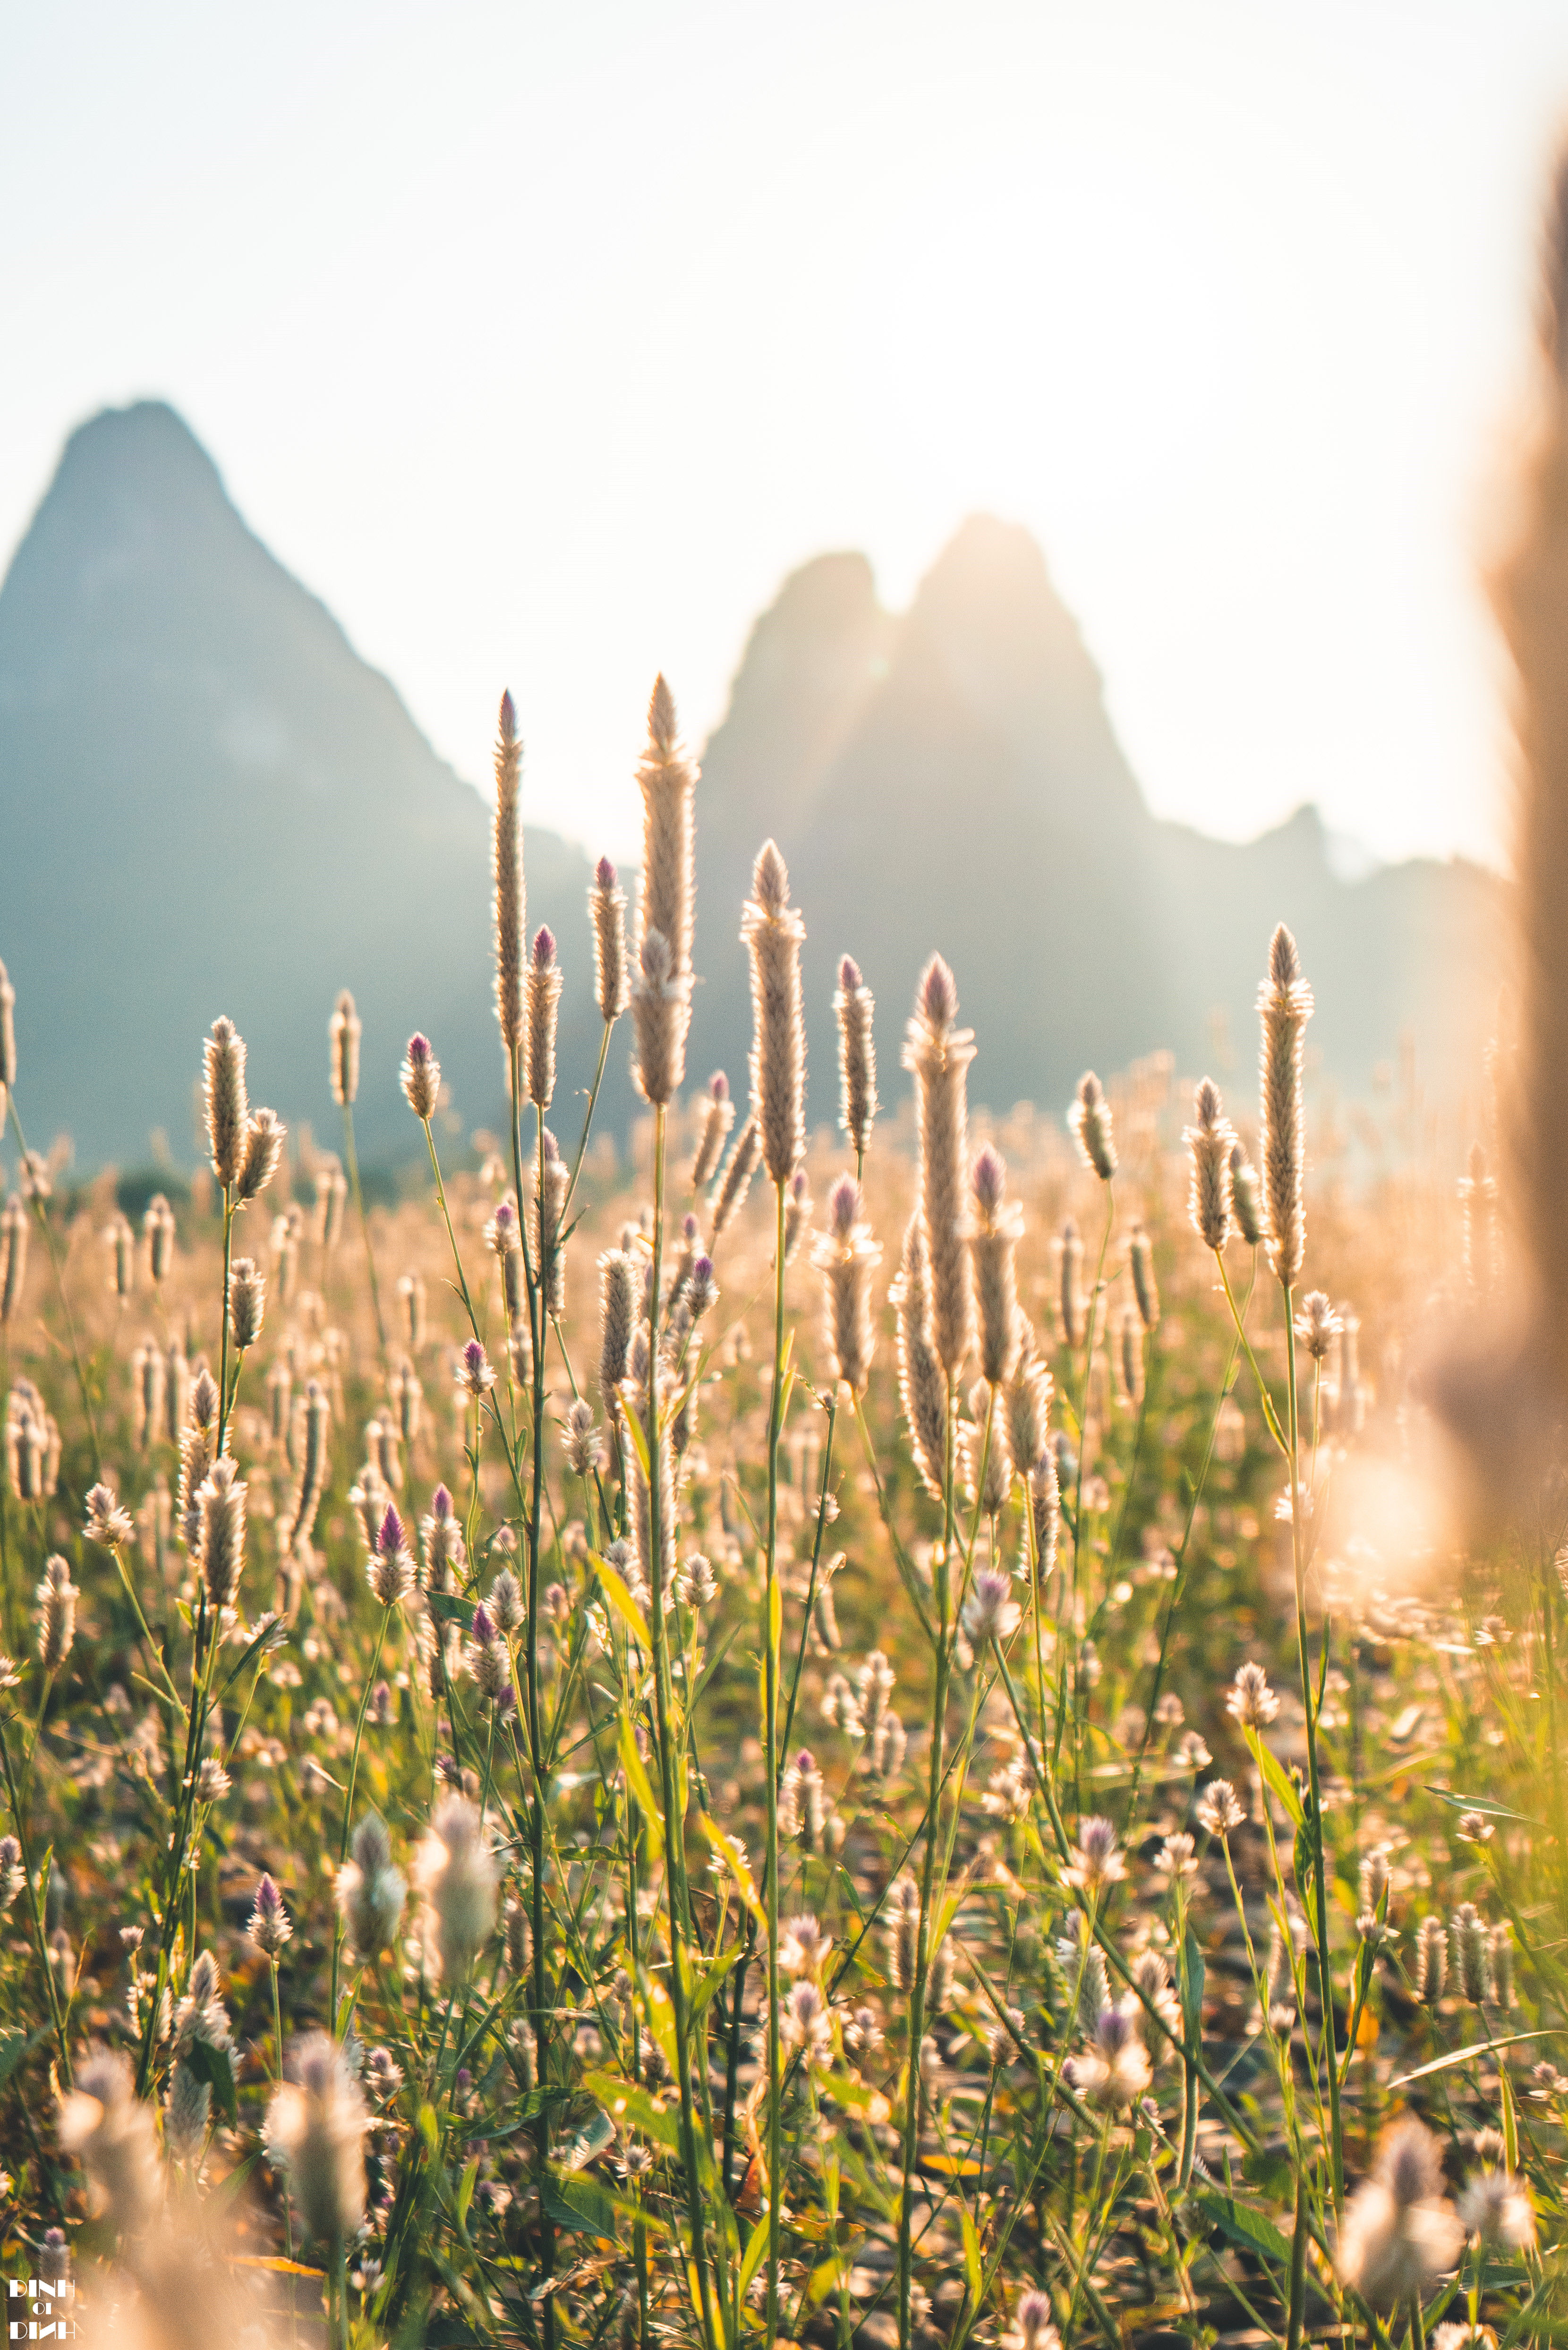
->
688, 518, 1501, 1132
0, 402, 627, 1173
0, 407, 1501, 1178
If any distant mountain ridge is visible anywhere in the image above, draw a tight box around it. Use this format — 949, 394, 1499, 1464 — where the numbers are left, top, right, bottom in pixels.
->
0, 401, 626, 1171
691, 520, 1501, 1130
0, 404, 1501, 1175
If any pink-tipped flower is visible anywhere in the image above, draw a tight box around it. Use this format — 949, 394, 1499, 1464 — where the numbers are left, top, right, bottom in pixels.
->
1064, 1815, 1126, 1896
691, 1070, 735, 1190
903, 955, 976, 1377
590, 855, 629, 1023
526, 925, 562, 1110
969, 1141, 1023, 1387
1257, 924, 1313, 1285
401, 1032, 441, 1121
962, 1568, 1021, 1645
249, 1872, 293, 1958
835, 954, 878, 1163
457, 1338, 496, 1401
367, 1505, 416, 1607
812, 1173, 881, 1396
741, 840, 807, 1186
1068, 1071, 1116, 1181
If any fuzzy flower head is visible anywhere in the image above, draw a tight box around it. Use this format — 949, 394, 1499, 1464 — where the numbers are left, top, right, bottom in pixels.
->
401, 1033, 441, 1121
367, 1505, 417, 1607
1294, 1291, 1342, 1361
1338, 2119, 1463, 2307
416, 1797, 499, 1981
84, 1482, 135, 1548
265, 2032, 367, 2247
457, 1339, 496, 1400
779, 1977, 834, 2070
1068, 1071, 1117, 1181
249, 1873, 293, 1959
778, 1913, 832, 1979
1195, 1779, 1246, 1839
1064, 1815, 1126, 1897
1185, 1077, 1236, 1252
57, 2051, 160, 2237
464, 1604, 511, 1703
1068, 1999, 1151, 2107
336, 1812, 407, 1964
1004, 2290, 1061, 2350
1457, 2167, 1535, 2251
1226, 1660, 1280, 1728
962, 1568, 1022, 1646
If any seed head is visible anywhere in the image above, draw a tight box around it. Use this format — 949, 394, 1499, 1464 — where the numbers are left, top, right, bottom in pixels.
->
812, 1174, 881, 1396
1337, 2119, 1463, 2307
591, 855, 629, 1022
367, 1505, 416, 1607
963, 1568, 1021, 1646
1415, 1914, 1448, 2003
691, 1070, 735, 1190
36, 1554, 77, 1673
236, 1107, 287, 1203
1451, 1902, 1491, 2003
57, 2051, 160, 2237
526, 926, 562, 1110
742, 840, 808, 1185
229, 1255, 265, 1350
401, 1032, 441, 1121
203, 1017, 249, 1189
835, 954, 878, 1162
84, 1481, 134, 1548
565, 1397, 603, 1477
1195, 1779, 1246, 1838
1256, 924, 1313, 1284
1226, 1660, 1280, 1729
329, 989, 361, 1107
630, 926, 689, 1107
196, 1457, 247, 1610
1295, 1290, 1341, 1361
249, 1872, 293, 1958
903, 955, 976, 1377
1069, 1072, 1117, 1181
637, 674, 697, 985
1457, 2166, 1535, 2249
416, 1796, 499, 1980
1064, 1814, 1127, 1897
488, 1567, 525, 1635
457, 1338, 496, 1401
1185, 1078, 1236, 1251
265, 2032, 368, 2246
969, 1143, 1023, 1387
493, 690, 526, 1062
336, 1812, 406, 1962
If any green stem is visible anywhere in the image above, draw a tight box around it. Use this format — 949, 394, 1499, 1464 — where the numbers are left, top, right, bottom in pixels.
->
764, 1175, 787, 2345
5, 1095, 100, 1468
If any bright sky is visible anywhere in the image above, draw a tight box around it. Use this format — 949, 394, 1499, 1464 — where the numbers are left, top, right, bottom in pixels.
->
4, 0, 1566, 871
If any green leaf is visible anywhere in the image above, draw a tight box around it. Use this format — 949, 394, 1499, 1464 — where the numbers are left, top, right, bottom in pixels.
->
959, 2201, 982, 2305
0, 2027, 41, 2089
738, 2215, 769, 2300
1389, 2029, 1554, 2087
619, 1714, 664, 1862
424, 1590, 475, 1631
542, 2171, 622, 2239
1423, 1786, 1543, 1827
591, 1553, 653, 1653
1253, 1737, 1304, 1830
1195, 2186, 1291, 2268
1180, 1926, 1205, 2045
620, 1405, 651, 1483
581, 2071, 682, 2154
456, 2157, 479, 2226
699, 1813, 767, 1933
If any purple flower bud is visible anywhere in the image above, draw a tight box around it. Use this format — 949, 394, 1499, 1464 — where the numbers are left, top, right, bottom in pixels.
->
431, 1483, 454, 1519
682, 1213, 699, 1240
471, 1603, 496, 1645
542, 1127, 561, 1162
595, 854, 616, 889
378, 1505, 405, 1557
840, 954, 862, 991
972, 1141, 1004, 1214
920, 956, 956, 1027
709, 1070, 729, 1101
829, 1173, 859, 1236
406, 1033, 433, 1068
499, 689, 518, 742
532, 926, 556, 966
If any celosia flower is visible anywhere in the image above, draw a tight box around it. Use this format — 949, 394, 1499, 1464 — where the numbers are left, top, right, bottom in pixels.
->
1337, 2120, 1463, 2306
416, 1797, 499, 1980
962, 1568, 1022, 1646
1226, 1660, 1280, 1728
1063, 1816, 1126, 1896
265, 2032, 367, 2245
1195, 1780, 1246, 1838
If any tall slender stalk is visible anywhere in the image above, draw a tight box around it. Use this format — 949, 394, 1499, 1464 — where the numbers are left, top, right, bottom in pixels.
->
896, 1373, 956, 2350
1283, 1291, 1342, 2217
764, 1175, 788, 2343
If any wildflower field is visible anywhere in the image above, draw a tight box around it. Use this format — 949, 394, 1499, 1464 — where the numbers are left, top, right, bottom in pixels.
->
12, 194, 1568, 2350
0, 659, 1559, 2350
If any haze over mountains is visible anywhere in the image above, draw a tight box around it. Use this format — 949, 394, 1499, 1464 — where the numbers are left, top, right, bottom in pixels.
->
0, 402, 1500, 1177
